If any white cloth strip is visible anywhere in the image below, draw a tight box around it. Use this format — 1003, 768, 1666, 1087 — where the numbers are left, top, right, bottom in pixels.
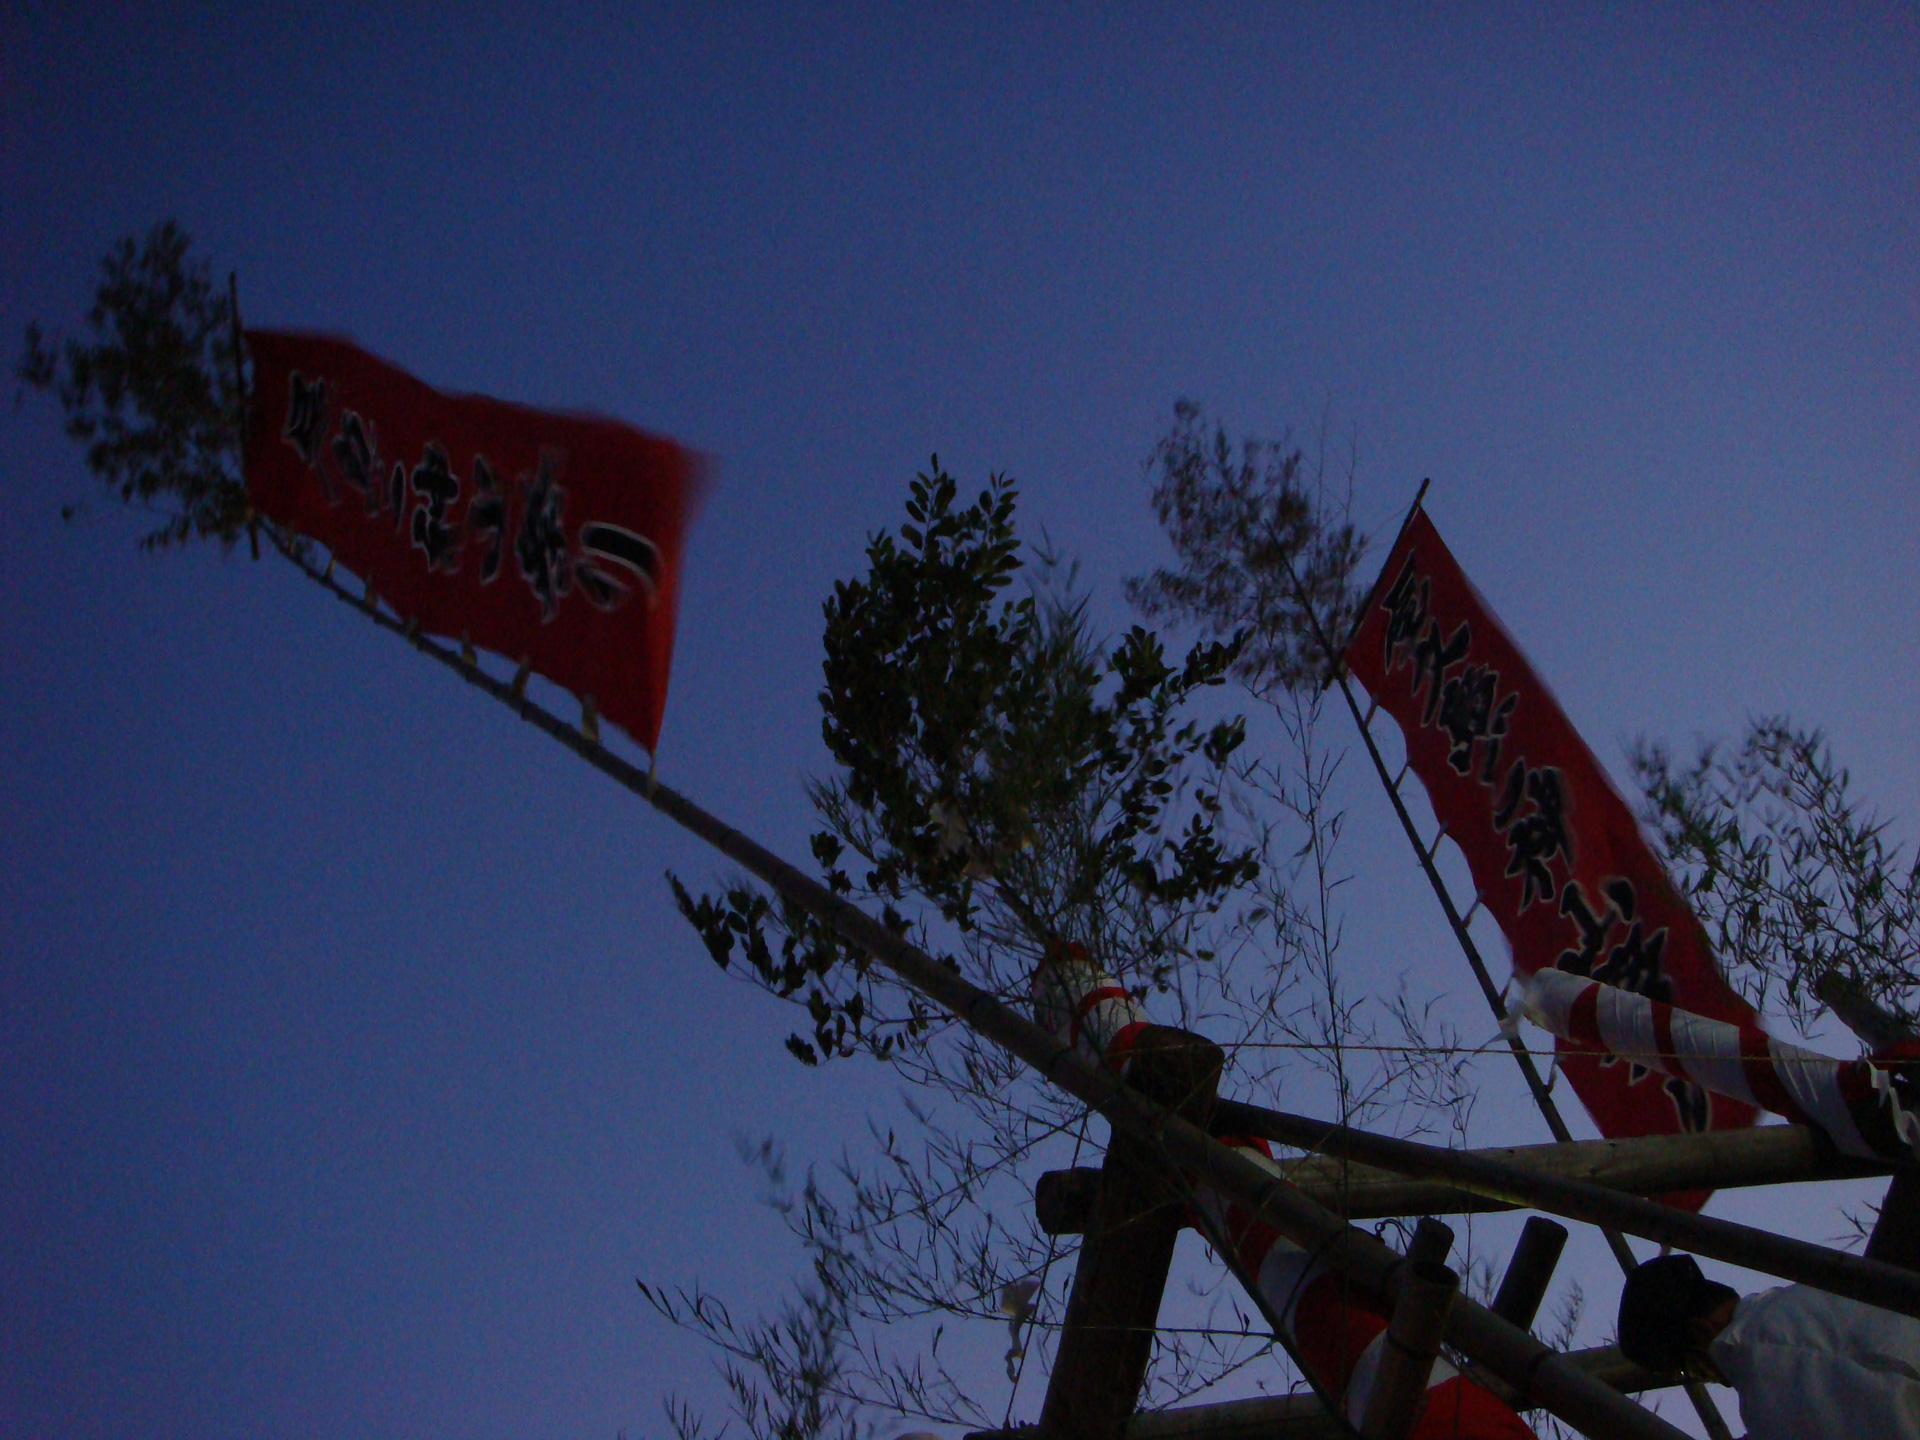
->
1770, 1039, 1874, 1158
1592, 983, 1663, 1075
1669, 1004, 1759, 1108
1872, 1066, 1920, 1161
1521, 967, 1588, 1033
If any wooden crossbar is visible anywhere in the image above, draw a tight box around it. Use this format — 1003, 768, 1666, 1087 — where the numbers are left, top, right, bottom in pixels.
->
1036, 1121, 1893, 1229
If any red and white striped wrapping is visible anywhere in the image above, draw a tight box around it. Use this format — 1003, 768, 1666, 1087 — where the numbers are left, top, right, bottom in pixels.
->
1520, 969, 1920, 1164
1030, 945, 1150, 1072
1195, 1138, 1535, 1440
1030, 952, 1536, 1439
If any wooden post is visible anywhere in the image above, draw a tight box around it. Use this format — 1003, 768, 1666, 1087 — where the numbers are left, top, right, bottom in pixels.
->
1491, 1218, 1568, 1332
1406, 1216, 1454, 1267
1038, 1027, 1224, 1440
1035, 1167, 1104, 1234
1360, 1260, 1458, 1440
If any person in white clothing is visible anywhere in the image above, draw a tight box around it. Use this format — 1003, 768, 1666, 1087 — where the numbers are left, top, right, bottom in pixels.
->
1616, 1253, 1920, 1439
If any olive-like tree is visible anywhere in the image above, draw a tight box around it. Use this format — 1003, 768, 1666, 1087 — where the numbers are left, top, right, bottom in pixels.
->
18, 220, 249, 550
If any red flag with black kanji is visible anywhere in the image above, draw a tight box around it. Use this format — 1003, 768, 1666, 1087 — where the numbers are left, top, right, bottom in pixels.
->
1345, 508, 1758, 1203
244, 330, 703, 753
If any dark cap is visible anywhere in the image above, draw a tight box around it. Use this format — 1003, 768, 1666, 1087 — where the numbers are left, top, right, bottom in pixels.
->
1617, 1255, 1738, 1371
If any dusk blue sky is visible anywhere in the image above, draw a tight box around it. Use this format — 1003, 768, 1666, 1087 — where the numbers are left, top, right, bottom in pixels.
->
3, 7, 1917, 1439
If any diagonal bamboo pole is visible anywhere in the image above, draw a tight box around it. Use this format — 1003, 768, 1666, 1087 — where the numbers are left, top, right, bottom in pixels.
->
272, 534, 1690, 1440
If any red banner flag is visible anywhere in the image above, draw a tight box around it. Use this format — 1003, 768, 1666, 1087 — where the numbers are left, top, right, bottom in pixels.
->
1345, 508, 1759, 1168
243, 330, 702, 753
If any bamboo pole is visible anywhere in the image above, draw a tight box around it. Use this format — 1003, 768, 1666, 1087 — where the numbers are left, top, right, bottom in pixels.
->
1868, 1170, 1920, 1273
1406, 1216, 1454, 1267
1360, 1260, 1458, 1440
1491, 1218, 1568, 1332
1467, 1348, 1668, 1412
1035, 1121, 1892, 1228
1211, 1098, 1920, 1319
1812, 972, 1920, 1273
1814, 970, 1915, 1054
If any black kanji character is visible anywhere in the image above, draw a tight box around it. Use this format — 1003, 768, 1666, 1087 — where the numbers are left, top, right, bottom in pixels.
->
576, 521, 660, 612
516, 457, 572, 620
1595, 917, 1670, 1000
1592, 880, 1670, 999
1379, 556, 1429, 670
1494, 761, 1571, 909
373, 460, 407, 527
1558, 877, 1672, 1000
331, 411, 379, 499
467, 455, 508, 584
1664, 1075, 1711, 1134
1412, 618, 1471, 724
1435, 662, 1516, 778
1557, 876, 1674, 1082
282, 371, 329, 465
408, 442, 462, 572
1557, 878, 1614, 977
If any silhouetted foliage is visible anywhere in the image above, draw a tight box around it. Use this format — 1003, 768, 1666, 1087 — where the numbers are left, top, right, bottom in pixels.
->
671, 465, 1255, 1065
1127, 400, 1366, 695
1632, 718, 1920, 1039
645, 1144, 874, 1440
18, 220, 248, 550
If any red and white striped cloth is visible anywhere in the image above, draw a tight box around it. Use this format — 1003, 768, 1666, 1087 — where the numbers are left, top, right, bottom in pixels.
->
1030, 943, 1151, 1073
1195, 1137, 1535, 1440
1518, 969, 1920, 1164
1031, 951, 1536, 1440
